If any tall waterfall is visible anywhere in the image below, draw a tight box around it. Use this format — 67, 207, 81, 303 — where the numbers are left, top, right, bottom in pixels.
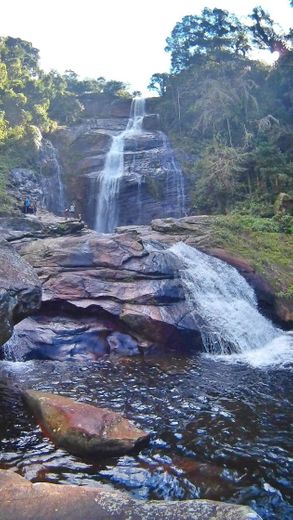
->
169, 242, 279, 355
95, 98, 145, 233
40, 139, 66, 215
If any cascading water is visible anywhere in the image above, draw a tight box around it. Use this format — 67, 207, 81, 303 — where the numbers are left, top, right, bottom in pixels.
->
168, 242, 282, 355
40, 139, 66, 214
161, 133, 186, 217
95, 98, 145, 233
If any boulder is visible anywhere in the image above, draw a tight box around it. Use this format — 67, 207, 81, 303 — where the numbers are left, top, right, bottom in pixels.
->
23, 390, 150, 456
0, 215, 84, 242
0, 470, 263, 520
0, 241, 41, 346
16, 230, 203, 350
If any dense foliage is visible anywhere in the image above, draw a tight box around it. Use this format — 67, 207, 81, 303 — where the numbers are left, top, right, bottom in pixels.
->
0, 36, 133, 209
149, 6, 293, 218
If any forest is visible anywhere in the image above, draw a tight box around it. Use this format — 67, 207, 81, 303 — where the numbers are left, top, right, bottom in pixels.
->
149, 7, 293, 222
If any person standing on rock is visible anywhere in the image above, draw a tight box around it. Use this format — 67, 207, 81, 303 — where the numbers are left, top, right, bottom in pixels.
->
23, 195, 31, 214
68, 202, 76, 218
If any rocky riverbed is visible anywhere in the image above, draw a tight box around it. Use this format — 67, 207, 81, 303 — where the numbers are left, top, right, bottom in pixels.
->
0, 211, 292, 520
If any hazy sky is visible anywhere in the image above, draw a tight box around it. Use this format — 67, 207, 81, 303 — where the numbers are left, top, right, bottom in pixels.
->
2, 1, 292, 93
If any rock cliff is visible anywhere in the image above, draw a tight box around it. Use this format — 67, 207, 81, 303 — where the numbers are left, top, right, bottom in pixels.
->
49, 96, 187, 229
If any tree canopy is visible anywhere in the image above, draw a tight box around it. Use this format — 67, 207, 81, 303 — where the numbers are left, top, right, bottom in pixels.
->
150, 6, 293, 217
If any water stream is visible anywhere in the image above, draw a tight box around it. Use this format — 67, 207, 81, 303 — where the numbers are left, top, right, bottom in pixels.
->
39, 139, 66, 215
95, 98, 145, 232
94, 98, 186, 232
168, 243, 280, 355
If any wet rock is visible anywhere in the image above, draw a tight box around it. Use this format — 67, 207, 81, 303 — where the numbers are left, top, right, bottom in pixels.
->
107, 332, 140, 357
143, 114, 161, 132
4, 315, 110, 362
49, 104, 187, 228
0, 469, 263, 520
0, 215, 84, 242
79, 93, 132, 118
23, 390, 150, 456
16, 231, 203, 350
0, 241, 41, 346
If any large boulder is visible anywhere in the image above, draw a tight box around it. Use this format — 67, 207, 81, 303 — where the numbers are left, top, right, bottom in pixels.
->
15, 230, 203, 350
0, 215, 84, 242
4, 314, 141, 362
23, 390, 150, 456
0, 470, 262, 520
0, 240, 41, 346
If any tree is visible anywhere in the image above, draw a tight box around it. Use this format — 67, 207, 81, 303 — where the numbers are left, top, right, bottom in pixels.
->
0, 37, 40, 76
148, 73, 170, 95
165, 8, 250, 72
249, 7, 289, 55
49, 92, 84, 124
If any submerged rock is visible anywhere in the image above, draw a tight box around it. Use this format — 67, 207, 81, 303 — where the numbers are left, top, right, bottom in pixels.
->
0, 469, 263, 520
23, 390, 150, 456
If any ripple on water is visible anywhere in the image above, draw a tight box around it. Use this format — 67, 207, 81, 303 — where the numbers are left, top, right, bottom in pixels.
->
0, 354, 292, 520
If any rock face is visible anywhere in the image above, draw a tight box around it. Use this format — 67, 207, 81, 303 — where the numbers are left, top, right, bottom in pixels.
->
23, 390, 150, 456
2, 212, 291, 360
50, 97, 187, 229
0, 470, 263, 520
15, 228, 203, 351
8, 168, 45, 212
0, 240, 41, 346
0, 214, 84, 242
4, 314, 140, 362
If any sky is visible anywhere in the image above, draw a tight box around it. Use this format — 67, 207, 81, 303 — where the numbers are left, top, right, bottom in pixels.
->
1, 0, 292, 94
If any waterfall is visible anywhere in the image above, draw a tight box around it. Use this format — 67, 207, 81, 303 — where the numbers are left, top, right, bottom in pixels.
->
95, 98, 145, 233
40, 139, 66, 214
169, 242, 280, 355
161, 133, 186, 218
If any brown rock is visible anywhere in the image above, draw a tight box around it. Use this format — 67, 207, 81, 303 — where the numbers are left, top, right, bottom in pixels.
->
23, 390, 149, 456
0, 241, 41, 346
0, 469, 263, 520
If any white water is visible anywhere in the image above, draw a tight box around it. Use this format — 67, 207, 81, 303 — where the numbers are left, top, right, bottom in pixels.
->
169, 242, 289, 361
161, 133, 186, 217
95, 98, 145, 232
40, 140, 65, 214
221, 333, 293, 369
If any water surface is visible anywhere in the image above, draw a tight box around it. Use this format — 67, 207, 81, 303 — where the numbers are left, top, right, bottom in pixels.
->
0, 353, 292, 520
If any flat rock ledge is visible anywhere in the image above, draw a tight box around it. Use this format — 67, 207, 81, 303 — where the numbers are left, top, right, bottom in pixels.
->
0, 470, 262, 520
23, 390, 150, 456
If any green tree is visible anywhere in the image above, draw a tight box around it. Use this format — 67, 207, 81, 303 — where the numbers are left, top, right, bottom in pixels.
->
249, 6, 290, 55
165, 8, 250, 72
148, 73, 170, 95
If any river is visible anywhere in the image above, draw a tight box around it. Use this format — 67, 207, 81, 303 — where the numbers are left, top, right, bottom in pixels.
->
0, 349, 292, 520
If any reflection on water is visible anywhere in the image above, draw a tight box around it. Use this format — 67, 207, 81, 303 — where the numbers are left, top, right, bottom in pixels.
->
0, 354, 292, 520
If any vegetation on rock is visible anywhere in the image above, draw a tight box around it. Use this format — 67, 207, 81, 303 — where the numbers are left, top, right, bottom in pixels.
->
149, 6, 293, 219
0, 36, 134, 210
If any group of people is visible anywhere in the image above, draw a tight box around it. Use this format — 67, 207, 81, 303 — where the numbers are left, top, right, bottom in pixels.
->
21, 195, 80, 221
22, 195, 37, 215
